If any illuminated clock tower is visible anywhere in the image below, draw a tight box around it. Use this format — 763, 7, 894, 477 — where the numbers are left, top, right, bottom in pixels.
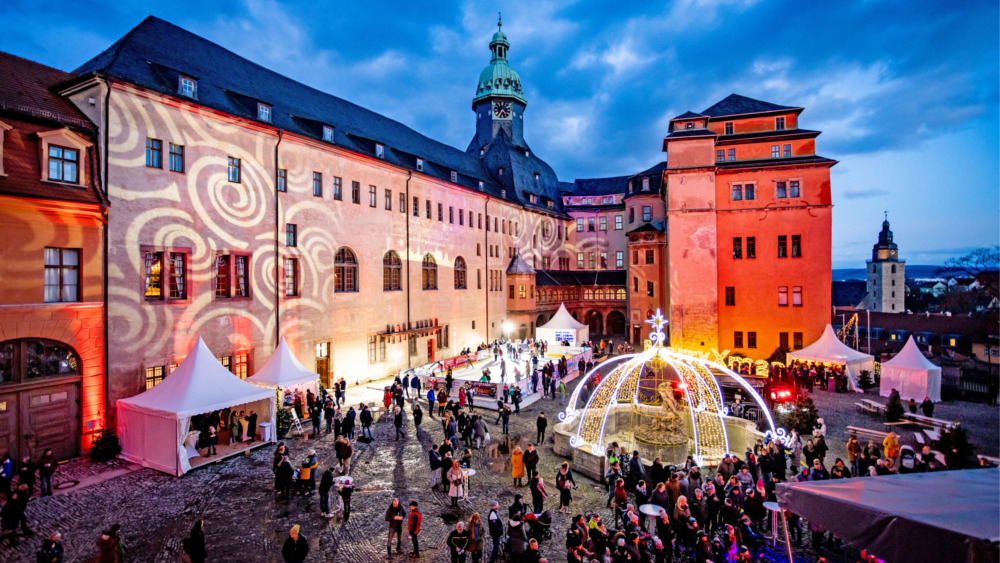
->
473, 18, 527, 148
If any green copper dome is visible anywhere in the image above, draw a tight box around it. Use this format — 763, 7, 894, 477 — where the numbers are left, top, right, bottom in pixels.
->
473, 22, 527, 106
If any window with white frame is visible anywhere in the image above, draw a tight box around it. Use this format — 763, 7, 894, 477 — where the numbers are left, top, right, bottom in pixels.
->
642, 178, 650, 191
375, 144, 384, 159
451, 171, 458, 183
179, 76, 197, 98
257, 103, 271, 122
322, 126, 333, 141
416, 158, 424, 172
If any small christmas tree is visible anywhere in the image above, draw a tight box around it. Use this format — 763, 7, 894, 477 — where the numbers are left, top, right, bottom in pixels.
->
777, 395, 820, 436
856, 370, 874, 390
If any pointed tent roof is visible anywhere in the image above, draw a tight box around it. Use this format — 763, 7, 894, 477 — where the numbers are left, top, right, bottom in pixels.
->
506, 253, 536, 275
539, 303, 588, 330
118, 337, 273, 418
882, 335, 939, 370
248, 336, 319, 389
787, 325, 874, 366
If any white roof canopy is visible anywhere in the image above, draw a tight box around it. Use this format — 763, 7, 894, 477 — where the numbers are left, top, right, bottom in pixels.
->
248, 336, 319, 389
118, 337, 274, 418
880, 335, 942, 402
882, 335, 939, 371
539, 303, 588, 330
787, 325, 874, 366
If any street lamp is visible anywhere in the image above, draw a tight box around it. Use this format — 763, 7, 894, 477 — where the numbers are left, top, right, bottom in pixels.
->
502, 321, 514, 340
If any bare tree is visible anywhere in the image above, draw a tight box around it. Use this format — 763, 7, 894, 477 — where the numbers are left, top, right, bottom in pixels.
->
940, 246, 999, 300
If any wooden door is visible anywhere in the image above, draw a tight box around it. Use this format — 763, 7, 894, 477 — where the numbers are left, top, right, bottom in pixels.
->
316, 358, 330, 388
427, 339, 435, 364
632, 325, 641, 345
20, 383, 79, 461
0, 393, 18, 461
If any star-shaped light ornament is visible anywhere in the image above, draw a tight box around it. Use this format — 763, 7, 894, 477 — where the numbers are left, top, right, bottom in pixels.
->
645, 308, 668, 347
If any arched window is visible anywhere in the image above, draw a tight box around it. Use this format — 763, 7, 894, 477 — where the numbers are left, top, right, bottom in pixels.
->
383, 251, 401, 291
454, 256, 467, 289
422, 254, 437, 290
335, 248, 358, 292
594, 289, 604, 300
616, 288, 626, 300
0, 339, 80, 384
584, 289, 594, 300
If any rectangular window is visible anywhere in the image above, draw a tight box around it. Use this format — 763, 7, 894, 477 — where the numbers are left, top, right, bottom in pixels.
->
725, 286, 735, 306
477, 243, 481, 257
168, 143, 184, 173
145, 139, 162, 168
629, 208, 634, 223
748, 332, 757, 349
233, 353, 248, 379
47, 145, 79, 184
577, 253, 584, 269
233, 255, 249, 298
416, 158, 424, 171
791, 235, 801, 257
792, 286, 802, 306
257, 103, 271, 122
438, 203, 443, 221
400, 193, 406, 214
733, 237, 742, 259
632, 250, 638, 265
642, 178, 650, 191
214, 255, 230, 298
449, 207, 454, 223
333, 177, 342, 200
168, 252, 186, 299
543, 256, 550, 269
179, 76, 197, 98
744, 184, 755, 200
145, 366, 165, 390
312, 172, 323, 197
633, 277, 639, 292
369, 185, 377, 207
227, 157, 240, 183
478, 181, 484, 191
771, 145, 780, 158
616, 251, 623, 269
642, 206, 651, 222
778, 235, 787, 258
717, 149, 725, 162
375, 144, 384, 159
645, 250, 654, 265
284, 258, 298, 296
588, 218, 595, 231
426, 200, 431, 219
600, 252, 608, 269
44, 248, 80, 303
784, 144, 792, 158
793, 332, 803, 350
286, 224, 297, 247
478, 214, 483, 229
789, 180, 800, 198
727, 148, 735, 161
732, 185, 742, 201
775, 117, 785, 130
277, 169, 286, 192
647, 281, 654, 297
779, 332, 789, 349
322, 125, 334, 141
412, 197, 419, 217
747, 237, 756, 259
776, 181, 787, 198
725, 122, 733, 135
509, 285, 515, 299
588, 253, 596, 269
351, 181, 360, 204
451, 171, 458, 183
519, 285, 526, 299
477, 270, 481, 289
385, 189, 392, 210
577, 218, 584, 232
459, 209, 464, 225
144, 251, 163, 300
734, 332, 743, 348
615, 215, 623, 230
778, 286, 788, 306
599, 216, 607, 231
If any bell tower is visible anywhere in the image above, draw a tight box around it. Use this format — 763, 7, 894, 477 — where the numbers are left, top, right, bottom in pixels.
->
472, 17, 527, 149
863, 213, 906, 312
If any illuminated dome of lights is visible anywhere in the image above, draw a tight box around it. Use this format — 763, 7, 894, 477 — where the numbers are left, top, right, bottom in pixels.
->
557, 310, 789, 466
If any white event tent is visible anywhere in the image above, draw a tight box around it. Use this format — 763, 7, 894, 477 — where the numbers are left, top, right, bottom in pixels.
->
117, 337, 276, 476
536, 303, 589, 346
248, 336, 319, 392
880, 335, 942, 402
786, 324, 875, 392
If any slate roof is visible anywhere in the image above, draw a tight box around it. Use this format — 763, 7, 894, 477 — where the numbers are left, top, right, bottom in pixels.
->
716, 128, 820, 142
664, 128, 718, 139
506, 254, 536, 275
832, 281, 867, 308
571, 175, 629, 196
0, 52, 104, 205
535, 270, 627, 287
627, 221, 665, 235
624, 162, 666, 198
672, 111, 705, 120
73, 16, 566, 213
717, 155, 837, 171
701, 94, 802, 118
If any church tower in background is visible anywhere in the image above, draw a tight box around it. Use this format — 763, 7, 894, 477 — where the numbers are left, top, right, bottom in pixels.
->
863, 215, 905, 312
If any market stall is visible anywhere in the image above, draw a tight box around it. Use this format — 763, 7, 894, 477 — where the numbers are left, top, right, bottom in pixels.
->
786, 324, 874, 391
117, 337, 276, 476
879, 335, 942, 402
536, 303, 589, 346
248, 335, 321, 411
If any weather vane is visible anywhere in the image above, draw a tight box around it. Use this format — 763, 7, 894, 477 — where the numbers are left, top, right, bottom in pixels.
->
645, 308, 668, 347
498, 12, 502, 29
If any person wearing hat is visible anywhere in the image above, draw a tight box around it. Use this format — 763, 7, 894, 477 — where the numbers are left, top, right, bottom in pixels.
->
695, 530, 713, 563
281, 525, 309, 563
408, 501, 422, 558
507, 513, 529, 560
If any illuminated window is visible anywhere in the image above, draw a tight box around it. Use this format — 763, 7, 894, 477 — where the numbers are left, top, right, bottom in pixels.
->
233, 353, 248, 379
600, 252, 608, 269
422, 254, 437, 290
375, 144, 384, 159
734, 332, 743, 348
616, 251, 624, 269
383, 251, 402, 291
791, 235, 801, 257
145, 366, 165, 390
44, 248, 79, 303
227, 157, 241, 183
642, 178, 650, 191
178, 76, 197, 98
285, 224, 297, 247
214, 255, 230, 298
312, 172, 323, 197
577, 218, 584, 232
642, 206, 651, 222
790, 181, 800, 198
616, 288, 626, 300
778, 286, 788, 306
369, 185, 377, 207
615, 215, 623, 230
218, 356, 231, 371
333, 177, 342, 200
543, 256, 551, 269
454, 256, 467, 289
792, 286, 802, 306
276, 169, 286, 192
589, 253, 596, 270
577, 253, 584, 269
322, 126, 333, 141
776, 181, 787, 198
168, 253, 186, 299
725, 122, 733, 135
284, 258, 298, 296
775, 117, 785, 130
748, 332, 757, 348
478, 181, 484, 191
584, 289, 593, 300
351, 181, 360, 204
725, 286, 735, 306
144, 251, 163, 300
257, 103, 271, 122
335, 248, 358, 292
145, 139, 161, 169
747, 237, 756, 258
519, 285, 526, 299
778, 235, 787, 258
169, 144, 184, 173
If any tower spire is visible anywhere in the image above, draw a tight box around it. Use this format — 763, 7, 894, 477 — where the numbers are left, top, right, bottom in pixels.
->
498, 12, 502, 30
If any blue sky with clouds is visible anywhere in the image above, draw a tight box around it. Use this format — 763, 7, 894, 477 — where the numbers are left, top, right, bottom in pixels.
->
2, 0, 996, 268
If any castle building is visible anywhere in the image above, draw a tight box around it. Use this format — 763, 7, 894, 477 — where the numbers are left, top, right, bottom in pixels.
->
0, 16, 836, 431
862, 217, 905, 312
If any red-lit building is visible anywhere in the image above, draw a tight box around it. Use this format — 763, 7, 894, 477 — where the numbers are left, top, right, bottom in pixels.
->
0, 52, 108, 459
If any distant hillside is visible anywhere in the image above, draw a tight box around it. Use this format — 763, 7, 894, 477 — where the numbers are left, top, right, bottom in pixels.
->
832, 265, 967, 281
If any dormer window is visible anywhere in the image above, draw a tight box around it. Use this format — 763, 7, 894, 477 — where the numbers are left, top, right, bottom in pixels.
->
322, 126, 333, 142
179, 76, 197, 98
479, 148, 485, 156
450, 171, 457, 183
725, 122, 734, 135
685, 122, 694, 129
534, 172, 540, 183
528, 193, 538, 204
416, 158, 424, 172
48, 146, 78, 183
628, 181, 633, 193
498, 168, 504, 176
376, 144, 385, 159
501, 189, 506, 197
546, 200, 554, 209
478, 181, 484, 191
642, 178, 650, 191
775, 117, 785, 130
525, 150, 530, 157
257, 103, 272, 122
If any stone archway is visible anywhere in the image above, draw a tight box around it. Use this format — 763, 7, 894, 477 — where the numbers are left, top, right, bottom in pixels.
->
606, 310, 626, 335
536, 314, 547, 328
586, 311, 603, 335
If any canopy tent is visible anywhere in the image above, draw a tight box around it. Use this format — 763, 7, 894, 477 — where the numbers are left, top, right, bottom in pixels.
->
880, 335, 942, 402
786, 324, 875, 391
776, 468, 999, 563
536, 303, 589, 346
248, 336, 319, 390
117, 337, 276, 476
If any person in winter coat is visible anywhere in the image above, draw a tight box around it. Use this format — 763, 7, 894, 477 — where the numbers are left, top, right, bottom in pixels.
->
529, 473, 549, 513
511, 446, 525, 486
815, 435, 829, 467
338, 479, 353, 521
448, 522, 472, 563
394, 407, 406, 440
340, 439, 353, 475
282, 525, 309, 563
556, 462, 577, 513
0, 454, 13, 499
413, 403, 424, 431
183, 520, 207, 563
522, 444, 540, 478
275, 456, 293, 499
883, 431, 900, 460
920, 397, 935, 417
650, 481, 671, 511
487, 501, 505, 563
473, 416, 488, 449
535, 413, 548, 444
96, 524, 126, 563
385, 498, 407, 555
0, 491, 22, 547
507, 514, 529, 559
39, 531, 64, 563
649, 457, 666, 487
803, 440, 817, 468
468, 512, 485, 563
360, 405, 374, 439
408, 501, 422, 557
319, 467, 336, 517
690, 487, 708, 527
717, 455, 736, 482
426, 388, 437, 419
38, 449, 58, 497
448, 460, 465, 507
17, 456, 36, 497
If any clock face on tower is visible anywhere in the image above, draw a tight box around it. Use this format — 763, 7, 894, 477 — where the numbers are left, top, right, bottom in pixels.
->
493, 101, 512, 119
